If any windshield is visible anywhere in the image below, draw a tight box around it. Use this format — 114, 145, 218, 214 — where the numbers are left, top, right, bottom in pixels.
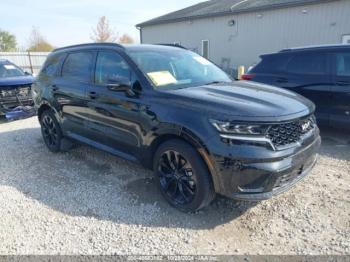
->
0, 63, 25, 78
127, 48, 232, 89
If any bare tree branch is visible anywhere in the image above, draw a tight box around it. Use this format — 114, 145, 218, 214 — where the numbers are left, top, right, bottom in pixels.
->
27, 27, 54, 52
91, 16, 118, 43
118, 34, 134, 44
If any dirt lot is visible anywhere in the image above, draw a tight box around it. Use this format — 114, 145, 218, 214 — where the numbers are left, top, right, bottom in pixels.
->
0, 117, 349, 255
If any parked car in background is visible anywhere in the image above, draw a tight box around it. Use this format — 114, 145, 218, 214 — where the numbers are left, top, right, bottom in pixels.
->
33, 43, 320, 212
0, 59, 34, 115
243, 45, 350, 129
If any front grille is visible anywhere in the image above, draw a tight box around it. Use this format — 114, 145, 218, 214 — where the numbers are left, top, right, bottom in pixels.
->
0, 85, 32, 110
0, 85, 31, 98
266, 116, 315, 148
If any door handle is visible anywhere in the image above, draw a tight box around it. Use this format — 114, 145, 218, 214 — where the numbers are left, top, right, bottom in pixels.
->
336, 81, 350, 86
276, 78, 288, 83
89, 91, 99, 99
51, 85, 59, 92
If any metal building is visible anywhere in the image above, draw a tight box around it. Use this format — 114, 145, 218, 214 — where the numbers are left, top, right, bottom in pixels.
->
136, 0, 350, 72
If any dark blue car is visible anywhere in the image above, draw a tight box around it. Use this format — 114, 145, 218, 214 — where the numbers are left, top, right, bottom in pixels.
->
243, 45, 350, 129
0, 59, 34, 115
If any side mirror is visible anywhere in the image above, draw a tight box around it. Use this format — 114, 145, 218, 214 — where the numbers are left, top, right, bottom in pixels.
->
106, 77, 141, 97
107, 78, 131, 92
107, 82, 131, 92
24, 71, 32, 76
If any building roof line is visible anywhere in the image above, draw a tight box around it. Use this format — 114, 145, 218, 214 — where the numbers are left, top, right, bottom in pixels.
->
136, 0, 339, 27
230, 0, 250, 11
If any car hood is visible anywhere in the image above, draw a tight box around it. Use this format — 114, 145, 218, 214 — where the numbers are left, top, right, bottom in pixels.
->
0, 75, 34, 89
165, 81, 315, 121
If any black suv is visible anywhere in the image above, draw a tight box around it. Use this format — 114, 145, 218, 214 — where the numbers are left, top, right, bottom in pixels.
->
32, 43, 321, 212
243, 45, 350, 129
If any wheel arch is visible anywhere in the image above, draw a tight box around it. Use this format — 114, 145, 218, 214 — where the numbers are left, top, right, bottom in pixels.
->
148, 126, 221, 193
37, 101, 58, 122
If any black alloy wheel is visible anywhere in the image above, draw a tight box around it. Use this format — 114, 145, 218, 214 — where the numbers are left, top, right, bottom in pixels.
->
154, 139, 215, 212
158, 150, 197, 205
40, 110, 62, 152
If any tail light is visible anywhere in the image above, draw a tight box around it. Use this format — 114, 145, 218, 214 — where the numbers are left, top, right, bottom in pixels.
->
241, 74, 255, 81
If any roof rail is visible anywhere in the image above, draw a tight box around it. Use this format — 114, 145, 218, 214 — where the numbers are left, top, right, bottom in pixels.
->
53, 42, 124, 52
280, 44, 350, 52
156, 43, 187, 49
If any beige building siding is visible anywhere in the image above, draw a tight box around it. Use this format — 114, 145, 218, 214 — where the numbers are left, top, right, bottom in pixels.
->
140, 0, 350, 71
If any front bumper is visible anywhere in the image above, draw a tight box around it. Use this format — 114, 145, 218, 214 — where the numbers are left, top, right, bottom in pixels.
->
0, 86, 33, 114
206, 128, 321, 201
231, 153, 317, 201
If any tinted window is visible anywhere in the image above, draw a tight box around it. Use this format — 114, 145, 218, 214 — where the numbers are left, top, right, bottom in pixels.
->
286, 53, 327, 75
335, 52, 350, 77
251, 54, 290, 73
41, 53, 64, 77
95, 51, 130, 85
62, 52, 94, 82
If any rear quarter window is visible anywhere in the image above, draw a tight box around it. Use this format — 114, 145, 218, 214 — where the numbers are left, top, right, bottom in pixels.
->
40, 53, 65, 77
251, 54, 290, 73
61, 52, 94, 83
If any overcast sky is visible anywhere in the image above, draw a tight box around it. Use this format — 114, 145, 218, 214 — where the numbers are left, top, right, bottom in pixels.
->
1, 0, 201, 49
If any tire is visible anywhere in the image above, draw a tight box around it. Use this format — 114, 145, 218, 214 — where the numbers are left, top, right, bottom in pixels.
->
153, 139, 216, 212
40, 109, 63, 153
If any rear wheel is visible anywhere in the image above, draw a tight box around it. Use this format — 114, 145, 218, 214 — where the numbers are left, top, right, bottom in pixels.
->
154, 139, 215, 212
40, 109, 63, 152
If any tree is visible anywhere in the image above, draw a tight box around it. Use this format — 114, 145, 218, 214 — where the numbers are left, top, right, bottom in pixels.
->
118, 34, 134, 44
91, 16, 118, 43
0, 29, 17, 51
27, 27, 54, 52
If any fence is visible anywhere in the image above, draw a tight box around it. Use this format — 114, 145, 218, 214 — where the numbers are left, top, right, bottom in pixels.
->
0, 52, 50, 75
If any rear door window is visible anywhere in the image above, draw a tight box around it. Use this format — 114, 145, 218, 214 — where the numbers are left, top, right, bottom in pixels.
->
62, 52, 94, 83
286, 52, 327, 75
335, 52, 350, 77
251, 54, 290, 73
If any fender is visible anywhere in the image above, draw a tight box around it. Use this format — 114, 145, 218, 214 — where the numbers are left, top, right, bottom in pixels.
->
144, 123, 222, 193
37, 100, 61, 124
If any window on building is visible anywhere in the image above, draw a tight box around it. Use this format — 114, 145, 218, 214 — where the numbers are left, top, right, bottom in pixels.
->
286, 53, 327, 75
342, 35, 350, 44
202, 40, 209, 59
62, 52, 94, 82
335, 52, 350, 77
95, 51, 131, 85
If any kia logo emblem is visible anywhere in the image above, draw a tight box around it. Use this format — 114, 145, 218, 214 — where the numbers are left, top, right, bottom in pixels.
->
301, 121, 311, 131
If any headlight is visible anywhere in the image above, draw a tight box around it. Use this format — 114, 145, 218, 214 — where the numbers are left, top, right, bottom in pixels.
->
210, 119, 269, 135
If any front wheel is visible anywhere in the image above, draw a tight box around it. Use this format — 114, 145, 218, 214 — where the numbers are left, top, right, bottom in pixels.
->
153, 139, 215, 212
40, 109, 63, 152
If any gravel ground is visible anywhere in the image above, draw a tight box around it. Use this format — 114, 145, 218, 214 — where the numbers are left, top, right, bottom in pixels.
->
0, 116, 349, 255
